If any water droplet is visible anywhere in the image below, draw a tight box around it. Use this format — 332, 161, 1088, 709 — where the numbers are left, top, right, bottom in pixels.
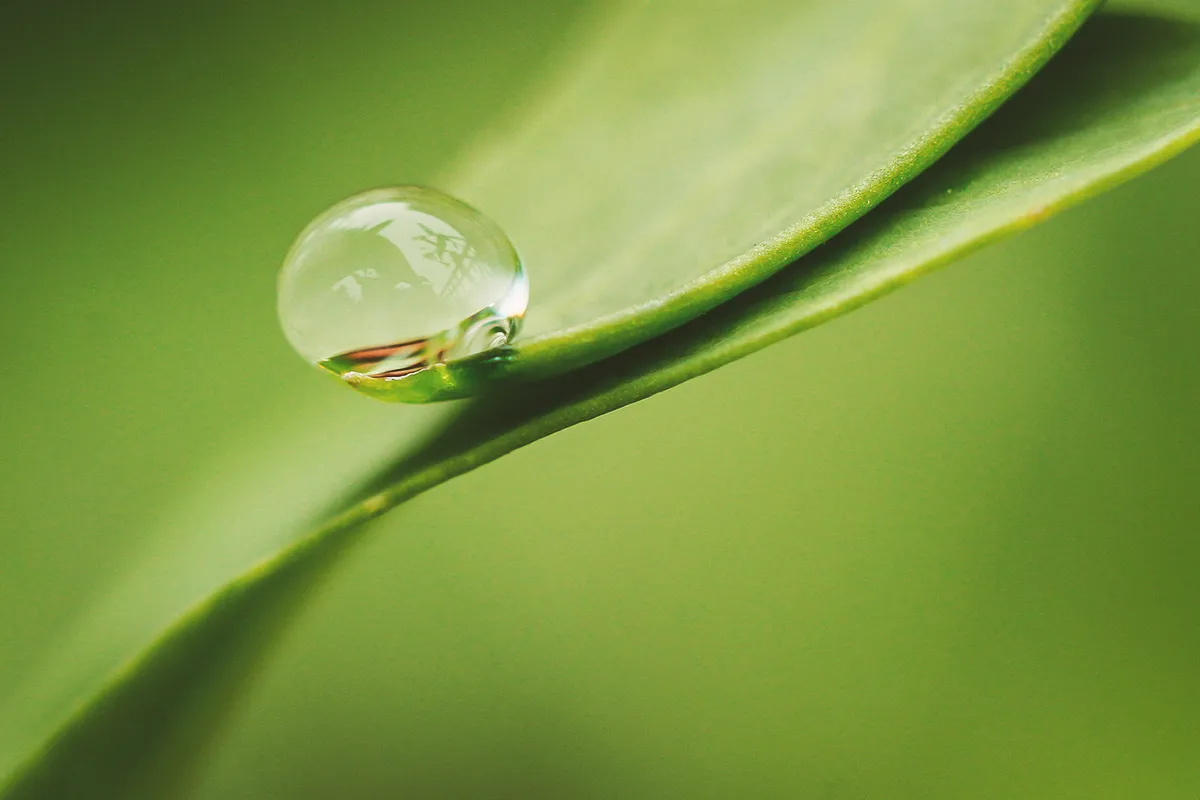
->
278, 186, 528, 388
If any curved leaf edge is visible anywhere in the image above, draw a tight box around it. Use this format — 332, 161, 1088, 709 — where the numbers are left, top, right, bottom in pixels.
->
361, 0, 1103, 403
5, 7, 1198, 795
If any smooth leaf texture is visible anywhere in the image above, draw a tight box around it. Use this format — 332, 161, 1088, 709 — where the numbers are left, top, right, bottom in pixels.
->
358, 0, 1102, 401
5, 4, 1200, 799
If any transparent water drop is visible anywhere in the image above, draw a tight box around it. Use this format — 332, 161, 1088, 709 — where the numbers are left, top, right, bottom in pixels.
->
277, 186, 528, 386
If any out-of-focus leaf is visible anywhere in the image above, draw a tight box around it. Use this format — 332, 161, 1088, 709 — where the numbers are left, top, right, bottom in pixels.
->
11, 4, 1200, 799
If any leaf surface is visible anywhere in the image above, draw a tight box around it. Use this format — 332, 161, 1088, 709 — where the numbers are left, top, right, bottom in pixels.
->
361, 0, 1102, 401
6, 5, 1200, 799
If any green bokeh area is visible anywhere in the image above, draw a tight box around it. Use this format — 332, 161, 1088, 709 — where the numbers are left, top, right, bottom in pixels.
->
3, 1, 1199, 797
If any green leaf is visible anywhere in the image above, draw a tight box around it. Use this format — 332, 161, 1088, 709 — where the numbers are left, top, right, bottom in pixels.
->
355, 0, 1104, 402
6, 4, 1200, 799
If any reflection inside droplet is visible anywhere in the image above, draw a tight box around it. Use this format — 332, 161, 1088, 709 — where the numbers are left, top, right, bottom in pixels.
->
277, 186, 528, 390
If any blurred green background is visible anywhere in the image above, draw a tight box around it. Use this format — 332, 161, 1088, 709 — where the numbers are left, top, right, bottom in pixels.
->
2, 1, 1198, 797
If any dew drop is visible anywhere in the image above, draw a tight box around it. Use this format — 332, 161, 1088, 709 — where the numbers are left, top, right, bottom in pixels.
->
277, 186, 528, 388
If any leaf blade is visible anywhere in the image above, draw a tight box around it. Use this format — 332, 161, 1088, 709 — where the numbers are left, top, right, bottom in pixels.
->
6, 6, 1200, 799
358, 0, 1104, 401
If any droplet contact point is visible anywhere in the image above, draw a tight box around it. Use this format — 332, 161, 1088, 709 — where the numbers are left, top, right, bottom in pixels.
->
277, 186, 528, 400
